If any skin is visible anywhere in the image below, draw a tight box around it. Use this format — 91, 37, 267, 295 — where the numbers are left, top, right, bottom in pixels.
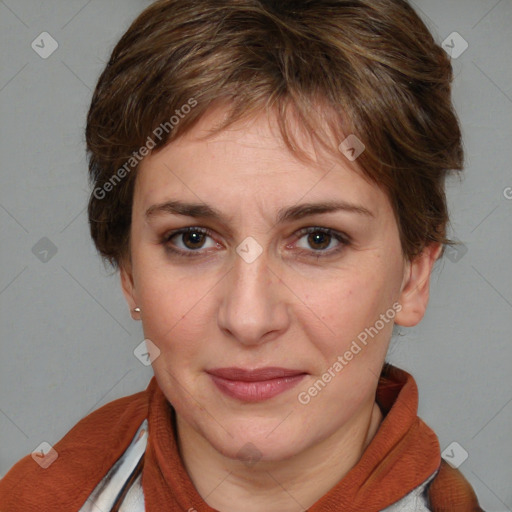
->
120, 105, 441, 511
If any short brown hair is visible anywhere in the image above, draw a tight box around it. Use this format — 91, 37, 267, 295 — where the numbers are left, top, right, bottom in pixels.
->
86, 0, 463, 270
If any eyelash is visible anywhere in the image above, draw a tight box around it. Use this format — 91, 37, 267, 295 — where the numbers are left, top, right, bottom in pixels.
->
160, 226, 351, 260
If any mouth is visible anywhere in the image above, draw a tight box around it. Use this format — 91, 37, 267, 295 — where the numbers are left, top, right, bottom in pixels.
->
206, 367, 308, 402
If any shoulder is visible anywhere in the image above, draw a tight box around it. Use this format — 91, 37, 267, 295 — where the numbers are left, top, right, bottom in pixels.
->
0, 381, 153, 512
428, 460, 485, 512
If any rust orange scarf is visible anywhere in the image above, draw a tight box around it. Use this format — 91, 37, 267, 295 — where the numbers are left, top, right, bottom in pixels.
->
0, 365, 483, 511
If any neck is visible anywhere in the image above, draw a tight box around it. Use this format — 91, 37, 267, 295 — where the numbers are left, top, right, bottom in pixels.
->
175, 400, 383, 512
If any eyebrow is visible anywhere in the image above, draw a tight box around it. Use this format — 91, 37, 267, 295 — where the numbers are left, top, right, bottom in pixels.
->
145, 199, 374, 224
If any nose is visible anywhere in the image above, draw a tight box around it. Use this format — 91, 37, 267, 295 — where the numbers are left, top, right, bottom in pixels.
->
217, 245, 290, 347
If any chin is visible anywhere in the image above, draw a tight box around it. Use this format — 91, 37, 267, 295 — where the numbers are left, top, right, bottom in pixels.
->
204, 419, 312, 464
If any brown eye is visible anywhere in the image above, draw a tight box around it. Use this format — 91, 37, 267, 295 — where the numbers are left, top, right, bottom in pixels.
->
306, 231, 332, 251
161, 227, 217, 258
294, 227, 350, 258
180, 230, 207, 250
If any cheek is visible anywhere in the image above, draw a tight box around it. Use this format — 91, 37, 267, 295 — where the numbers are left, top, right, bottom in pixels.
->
134, 263, 206, 353
304, 261, 399, 357
142, 285, 211, 407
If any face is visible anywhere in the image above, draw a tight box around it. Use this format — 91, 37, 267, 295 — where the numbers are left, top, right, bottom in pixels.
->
121, 105, 437, 463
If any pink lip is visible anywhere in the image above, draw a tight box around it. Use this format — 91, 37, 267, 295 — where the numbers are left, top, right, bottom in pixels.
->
207, 367, 307, 402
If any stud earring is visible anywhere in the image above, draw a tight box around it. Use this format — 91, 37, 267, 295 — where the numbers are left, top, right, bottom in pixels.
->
133, 307, 141, 313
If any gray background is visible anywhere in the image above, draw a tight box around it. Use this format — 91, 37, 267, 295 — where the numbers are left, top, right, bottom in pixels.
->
0, 0, 511, 510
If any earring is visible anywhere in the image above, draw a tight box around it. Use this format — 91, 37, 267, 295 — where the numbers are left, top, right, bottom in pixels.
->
133, 307, 141, 313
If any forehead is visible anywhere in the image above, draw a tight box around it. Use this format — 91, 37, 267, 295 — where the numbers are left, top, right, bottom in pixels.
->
134, 106, 387, 217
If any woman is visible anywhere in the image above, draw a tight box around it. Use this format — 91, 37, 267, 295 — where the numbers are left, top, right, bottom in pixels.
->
0, 0, 484, 510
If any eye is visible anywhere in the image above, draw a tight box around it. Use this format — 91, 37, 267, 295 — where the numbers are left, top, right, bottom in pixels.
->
293, 227, 350, 258
161, 227, 218, 258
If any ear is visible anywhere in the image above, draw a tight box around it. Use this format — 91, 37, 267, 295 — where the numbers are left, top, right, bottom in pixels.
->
394, 242, 443, 327
120, 260, 140, 320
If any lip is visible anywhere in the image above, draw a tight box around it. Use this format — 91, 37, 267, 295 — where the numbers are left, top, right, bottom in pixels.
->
206, 367, 307, 402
